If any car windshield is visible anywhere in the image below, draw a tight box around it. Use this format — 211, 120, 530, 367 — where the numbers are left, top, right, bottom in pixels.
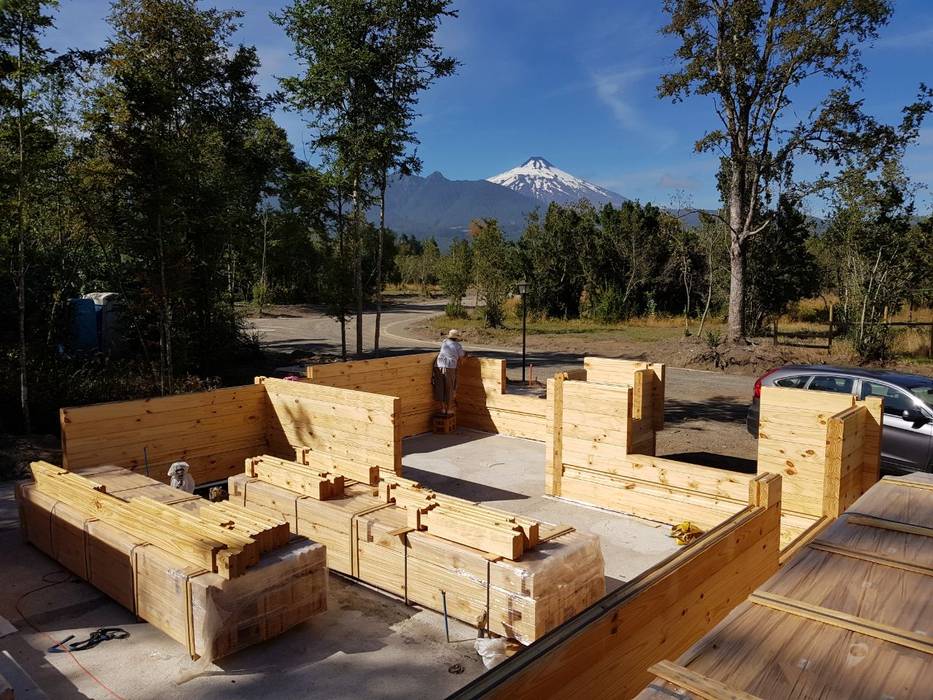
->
909, 386, 933, 411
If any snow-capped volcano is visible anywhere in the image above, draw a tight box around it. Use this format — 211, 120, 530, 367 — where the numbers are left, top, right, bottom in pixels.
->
487, 157, 627, 207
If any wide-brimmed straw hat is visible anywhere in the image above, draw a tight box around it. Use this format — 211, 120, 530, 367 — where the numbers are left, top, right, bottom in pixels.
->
447, 329, 461, 340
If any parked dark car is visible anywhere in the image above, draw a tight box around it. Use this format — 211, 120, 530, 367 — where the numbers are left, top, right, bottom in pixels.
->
746, 365, 933, 474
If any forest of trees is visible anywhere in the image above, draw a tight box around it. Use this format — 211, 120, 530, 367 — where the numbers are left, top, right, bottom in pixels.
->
0, 0, 454, 433
1, 0, 931, 440
417, 192, 932, 351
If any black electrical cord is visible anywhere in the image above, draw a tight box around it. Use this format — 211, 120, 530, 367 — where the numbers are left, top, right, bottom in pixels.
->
50, 627, 130, 652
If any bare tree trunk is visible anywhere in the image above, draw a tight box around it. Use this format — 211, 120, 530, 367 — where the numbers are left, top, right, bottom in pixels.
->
726, 235, 745, 343
697, 250, 714, 337
373, 177, 386, 356
259, 208, 268, 317
681, 253, 692, 335
16, 16, 30, 432
157, 209, 172, 394
337, 194, 347, 359
725, 156, 749, 344
352, 178, 363, 356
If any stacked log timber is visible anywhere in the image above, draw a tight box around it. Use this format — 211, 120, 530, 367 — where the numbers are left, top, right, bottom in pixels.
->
17, 462, 327, 661
230, 453, 605, 643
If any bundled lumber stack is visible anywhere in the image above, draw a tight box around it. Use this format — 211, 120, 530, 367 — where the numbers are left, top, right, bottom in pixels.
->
381, 476, 540, 560
229, 456, 605, 644
18, 462, 327, 660
247, 454, 345, 500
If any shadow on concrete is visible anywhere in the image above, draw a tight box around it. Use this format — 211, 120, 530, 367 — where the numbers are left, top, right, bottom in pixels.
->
402, 430, 491, 456
604, 575, 628, 593
662, 397, 750, 425
402, 465, 530, 503
661, 451, 757, 474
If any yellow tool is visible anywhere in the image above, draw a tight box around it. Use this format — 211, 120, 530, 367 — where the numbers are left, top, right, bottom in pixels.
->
670, 521, 704, 546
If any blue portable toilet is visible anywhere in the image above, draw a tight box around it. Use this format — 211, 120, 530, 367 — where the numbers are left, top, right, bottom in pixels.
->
69, 298, 98, 351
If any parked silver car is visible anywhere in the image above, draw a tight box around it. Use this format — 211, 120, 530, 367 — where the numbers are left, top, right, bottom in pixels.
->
746, 364, 933, 473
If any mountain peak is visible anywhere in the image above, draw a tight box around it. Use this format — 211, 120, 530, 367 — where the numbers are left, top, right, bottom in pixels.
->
522, 156, 553, 168
487, 158, 627, 207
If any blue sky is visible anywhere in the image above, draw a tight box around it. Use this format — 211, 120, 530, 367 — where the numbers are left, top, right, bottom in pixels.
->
48, 0, 933, 213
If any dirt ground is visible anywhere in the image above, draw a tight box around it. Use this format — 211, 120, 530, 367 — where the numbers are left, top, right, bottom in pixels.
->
403, 310, 933, 379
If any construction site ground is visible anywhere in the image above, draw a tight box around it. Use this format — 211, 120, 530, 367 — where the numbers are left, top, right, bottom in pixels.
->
0, 302, 764, 699
0, 424, 708, 700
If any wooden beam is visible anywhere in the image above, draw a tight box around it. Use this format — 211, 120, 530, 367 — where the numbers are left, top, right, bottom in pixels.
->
446, 490, 781, 700
648, 660, 763, 700
846, 513, 933, 538
547, 373, 565, 497
749, 590, 933, 655
808, 540, 933, 577
880, 476, 933, 492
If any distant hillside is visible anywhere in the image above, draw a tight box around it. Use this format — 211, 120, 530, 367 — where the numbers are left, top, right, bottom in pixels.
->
382, 171, 537, 246
376, 157, 719, 245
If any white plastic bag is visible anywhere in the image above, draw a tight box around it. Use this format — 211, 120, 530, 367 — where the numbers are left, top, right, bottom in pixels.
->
474, 637, 508, 669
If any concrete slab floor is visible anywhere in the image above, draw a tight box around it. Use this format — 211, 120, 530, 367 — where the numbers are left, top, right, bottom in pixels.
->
403, 431, 679, 589
0, 432, 679, 699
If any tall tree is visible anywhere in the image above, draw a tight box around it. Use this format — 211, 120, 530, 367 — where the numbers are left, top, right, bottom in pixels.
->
659, 0, 931, 342
437, 237, 471, 317
83, 0, 280, 388
275, 0, 386, 355
471, 219, 513, 328
819, 158, 927, 360
370, 0, 457, 353
0, 0, 57, 431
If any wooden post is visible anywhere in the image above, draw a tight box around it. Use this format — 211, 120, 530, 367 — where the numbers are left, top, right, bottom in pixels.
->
546, 374, 565, 497
772, 318, 778, 346
827, 304, 834, 355
928, 322, 932, 359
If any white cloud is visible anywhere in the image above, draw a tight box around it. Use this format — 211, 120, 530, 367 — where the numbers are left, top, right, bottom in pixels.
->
591, 66, 676, 149
875, 25, 933, 50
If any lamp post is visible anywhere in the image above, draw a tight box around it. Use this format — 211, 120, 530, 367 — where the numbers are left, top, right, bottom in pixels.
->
516, 280, 529, 383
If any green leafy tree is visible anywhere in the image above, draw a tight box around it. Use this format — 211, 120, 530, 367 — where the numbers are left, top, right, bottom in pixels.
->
275, 0, 387, 355
659, 0, 932, 342
819, 159, 926, 360
81, 0, 282, 389
370, 0, 458, 353
471, 219, 512, 328
437, 238, 472, 317
745, 195, 820, 334
0, 0, 58, 431
522, 203, 588, 319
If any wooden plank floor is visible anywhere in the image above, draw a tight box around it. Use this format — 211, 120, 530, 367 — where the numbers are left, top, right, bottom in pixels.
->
635, 473, 933, 700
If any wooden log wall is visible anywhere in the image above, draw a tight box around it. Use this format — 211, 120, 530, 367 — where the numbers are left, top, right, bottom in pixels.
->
546, 378, 882, 547
457, 357, 548, 440
60, 384, 268, 486
305, 353, 436, 438
448, 474, 783, 700
259, 376, 402, 478
583, 357, 665, 446
757, 386, 882, 519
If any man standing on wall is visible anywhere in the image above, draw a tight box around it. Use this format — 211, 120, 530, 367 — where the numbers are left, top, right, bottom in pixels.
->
433, 329, 466, 415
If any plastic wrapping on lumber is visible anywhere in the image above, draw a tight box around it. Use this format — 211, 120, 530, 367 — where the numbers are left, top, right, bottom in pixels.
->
231, 471, 606, 644
187, 538, 328, 662
15, 481, 327, 662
